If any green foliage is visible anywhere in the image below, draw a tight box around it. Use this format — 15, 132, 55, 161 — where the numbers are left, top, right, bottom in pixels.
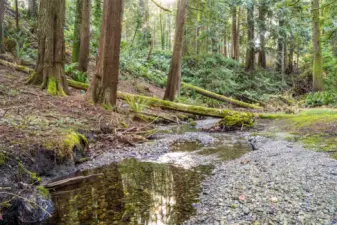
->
305, 91, 337, 107
65, 63, 88, 83
125, 96, 149, 113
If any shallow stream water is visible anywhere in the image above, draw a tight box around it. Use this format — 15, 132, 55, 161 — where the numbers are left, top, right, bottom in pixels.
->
43, 121, 251, 225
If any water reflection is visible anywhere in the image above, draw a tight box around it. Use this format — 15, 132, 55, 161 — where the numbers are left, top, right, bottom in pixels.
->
44, 159, 212, 225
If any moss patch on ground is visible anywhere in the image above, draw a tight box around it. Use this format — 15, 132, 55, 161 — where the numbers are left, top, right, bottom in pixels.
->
261, 108, 337, 159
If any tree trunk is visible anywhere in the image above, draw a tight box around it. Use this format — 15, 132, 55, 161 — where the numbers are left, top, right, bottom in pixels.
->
86, 0, 123, 106
245, 0, 255, 71
72, 0, 83, 63
78, 0, 91, 72
163, 0, 188, 101
0, 0, 4, 53
28, 0, 37, 18
15, 0, 19, 31
27, 0, 68, 96
276, 16, 284, 73
287, 36, 294, 74
231, 6, 238, 60
312, 0, 323, 91
258, 0, 266, 68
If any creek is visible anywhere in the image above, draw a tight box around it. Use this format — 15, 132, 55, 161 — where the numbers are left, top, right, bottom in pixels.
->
42, 120, 252, 225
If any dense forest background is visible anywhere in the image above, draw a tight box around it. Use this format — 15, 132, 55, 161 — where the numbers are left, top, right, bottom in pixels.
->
0, 0, 337, 107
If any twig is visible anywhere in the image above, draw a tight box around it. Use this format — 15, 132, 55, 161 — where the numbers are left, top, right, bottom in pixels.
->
150, 0, 172, 12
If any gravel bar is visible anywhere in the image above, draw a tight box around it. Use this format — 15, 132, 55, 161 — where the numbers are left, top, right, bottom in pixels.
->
185, 137, 337, 225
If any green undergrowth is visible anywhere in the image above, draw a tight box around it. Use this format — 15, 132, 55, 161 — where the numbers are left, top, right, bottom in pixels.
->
119, 50, 291, 106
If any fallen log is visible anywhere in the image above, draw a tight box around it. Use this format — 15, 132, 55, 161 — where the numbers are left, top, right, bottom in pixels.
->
45, 173, 104, 189
0, 59, 34, 74
181, 82, 262, 110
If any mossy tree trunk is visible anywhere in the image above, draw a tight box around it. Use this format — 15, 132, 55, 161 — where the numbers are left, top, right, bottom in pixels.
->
245, 0, 255, 72
72, 0, 83, 63
181, 82, 263, 109
0, 0, 4, 53
86, 0, 123, 106
27, 0, 68, 96
78, 0, 91, 72
311, 0, 324, 91
163, 0, 188, 101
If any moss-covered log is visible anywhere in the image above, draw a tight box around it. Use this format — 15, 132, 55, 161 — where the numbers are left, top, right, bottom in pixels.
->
181, 82, 262, 110
66, 79, 253, 119
0, 59, 34, 73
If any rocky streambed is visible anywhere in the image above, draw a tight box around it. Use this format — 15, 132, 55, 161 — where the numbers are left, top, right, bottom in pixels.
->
185, 137, 337, 225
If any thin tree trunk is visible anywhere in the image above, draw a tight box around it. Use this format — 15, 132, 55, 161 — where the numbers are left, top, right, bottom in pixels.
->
245, 0, 255, 71
27, 0, 68, 96
231, 6, 237, 59
237, 7, 241, 61
72, 0, 83, 63
258, 0, 266, 68
0, 0, 4, 53
86, 0, 123, 106
311, 0, 323, 91
287, 36, 294, 74
276, 16, 284, 73
164, 0, 188, 101
78, 0, 91, 72
15, 0, 19, 31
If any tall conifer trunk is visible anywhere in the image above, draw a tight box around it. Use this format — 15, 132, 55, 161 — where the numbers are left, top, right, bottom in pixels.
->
78, 0, 91, 72
312, 0, 323, 91
258, 0, 267, 68
245, 0, 255, 71
164, 0, 188, 101
27, 0, 68, 96
87, 0, 123, 106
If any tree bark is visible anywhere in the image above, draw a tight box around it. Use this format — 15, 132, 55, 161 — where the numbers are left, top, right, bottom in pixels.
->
27, 0, 68, 96
231, 5, 238, 60
287, 36, 294, 74
86, 0, 123, 106
312, 0, 324, 91
258, 0, 266, 68
245, 0, 255, 71
28, 0, 37, 18
72, 0, 83, 63
78, 0, 91, 72
0, 0, 4, 53
163, 0, 188, 101
276, 16, 285, 73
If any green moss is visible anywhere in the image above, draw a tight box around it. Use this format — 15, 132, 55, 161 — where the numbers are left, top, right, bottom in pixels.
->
187, 118, 197, 127
219, 113, 254, 130
0, 152, 5, 166
61, 131, 88, 159
0, 201, 11, 209
18, 162, 41, 183
47, 75, 58, 95
37, 185, 49, 198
